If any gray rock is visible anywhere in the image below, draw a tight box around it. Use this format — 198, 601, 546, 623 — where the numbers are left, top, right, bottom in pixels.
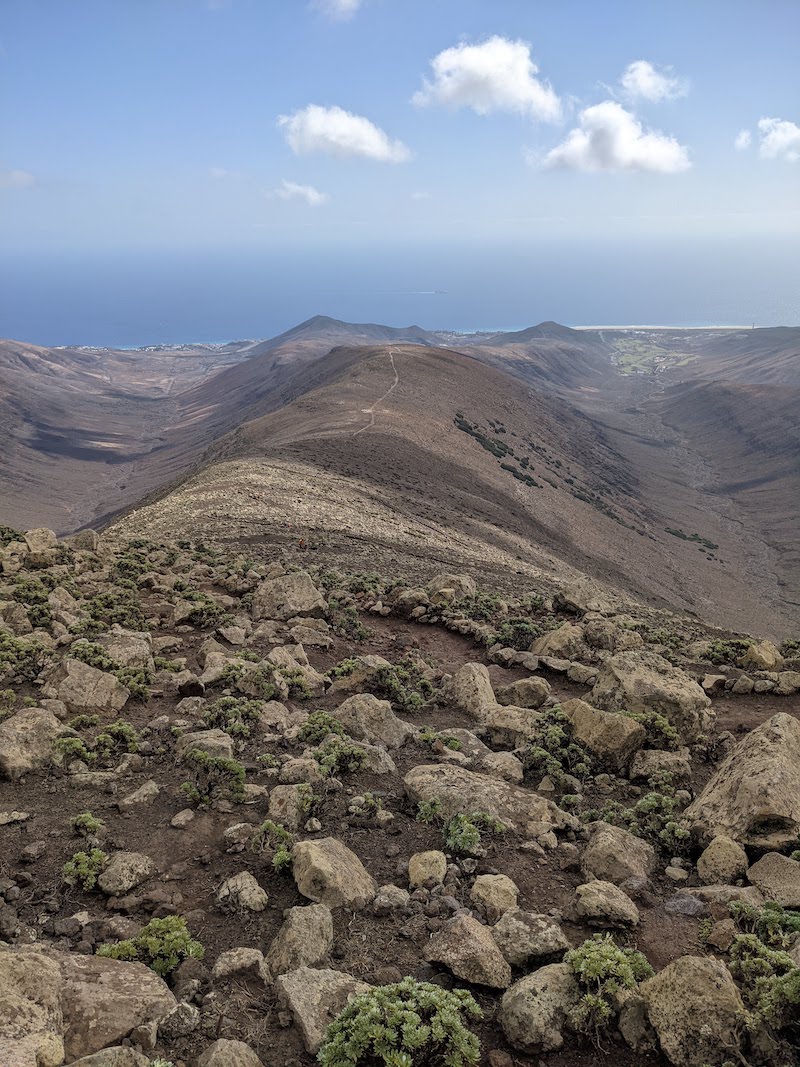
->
275, 966, 371, 1054
266, 903, 334, 975
333, 693, 413, 749
747, 852, 800, 908
425, 914, 512, 988
97, 852, 157, 896
42, 659, 129, 715
491, 909, 569, 967
196, 1038, 264, 1067
292, 838, 376, 910
582, 823, 655, 885
499, 963, 580, 1053
0, 708, 66, 780
573, 880, 639, 927
216, 871, 269, 913
251, 571, 326, 622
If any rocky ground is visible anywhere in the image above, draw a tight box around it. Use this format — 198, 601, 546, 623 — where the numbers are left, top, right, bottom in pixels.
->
0, 525, 799, 1067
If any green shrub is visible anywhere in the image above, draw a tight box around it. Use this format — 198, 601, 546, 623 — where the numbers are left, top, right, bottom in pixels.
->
729, 933, 799, 1039
705, 638, 752, 665
0, 631, 49, 681
153, 656, 182, 672
458, 591, 501, 622
203, 695, 263, 737
328, 598, 369, 641
444, 812, 506, 855
181, 749, 246, 805
491, 617, 541, 650
415, 798, 443, 825
97, 916, 204, 978
419, 726, 461, 751
71, 812, 103, 836
317, 977, 482, 1067
96, 718, 140, 756
565, 934, 653, 1040
55, 736, 96, 764
523, 708, 592, 789
0, 524, 21, 548
69, 640, 151, 701
181, 592, 230, 629
623, 708, 680, 750
78, 588, 146, 632
583, 782, 690, 854
298, 710, 347, 744
729, 900, 800, 950
63, 848, 108, 890
250, 819, 294, 871
279, 666, 314, 700
313, 737, 366, 778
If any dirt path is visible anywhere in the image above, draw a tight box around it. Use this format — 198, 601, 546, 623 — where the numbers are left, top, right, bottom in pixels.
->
354, 349, 399, 436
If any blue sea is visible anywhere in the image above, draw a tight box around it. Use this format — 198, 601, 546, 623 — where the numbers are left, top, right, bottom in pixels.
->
2, 238, 797, 348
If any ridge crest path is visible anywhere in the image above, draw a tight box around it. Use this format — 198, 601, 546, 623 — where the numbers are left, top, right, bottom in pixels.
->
353, 349, 399, 436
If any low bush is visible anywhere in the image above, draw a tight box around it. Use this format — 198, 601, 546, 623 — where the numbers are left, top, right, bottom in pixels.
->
317, 976, 482, 1067
298, 710, 347, 745
250, 819, 294, 871
181, 749, 246, 805
565, 934, 653, 1042
202, 695, 263, 738
522, 708, 592, 790
313, 737, 366, 778
63, 848, 108, 890
97, 915, 204, 978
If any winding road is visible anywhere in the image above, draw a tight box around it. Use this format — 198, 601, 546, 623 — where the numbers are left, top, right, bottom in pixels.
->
353, 349, 399, 436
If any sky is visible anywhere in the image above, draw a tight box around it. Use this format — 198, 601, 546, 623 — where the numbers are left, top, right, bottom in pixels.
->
2, 0, 798, 254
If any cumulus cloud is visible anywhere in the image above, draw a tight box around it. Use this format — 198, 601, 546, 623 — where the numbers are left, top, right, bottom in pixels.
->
312, 0, 362, 20
757, 116, 800, 161
0, 169, 35, 190
412, 35, 561, 122
269, 179, 330, 206
543, 101, 690, 173
734, 129, 752, 151
620, 59, 687, 102
278, 104, 410, 162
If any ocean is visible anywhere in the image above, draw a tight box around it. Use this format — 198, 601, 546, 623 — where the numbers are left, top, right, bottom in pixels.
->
2, 237, 797, 348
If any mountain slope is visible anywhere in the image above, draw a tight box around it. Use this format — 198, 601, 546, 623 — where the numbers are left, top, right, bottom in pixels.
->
111, 342, 794, 635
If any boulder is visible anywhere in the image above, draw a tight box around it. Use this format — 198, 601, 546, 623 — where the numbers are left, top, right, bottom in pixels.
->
23, 527, 60, 567
333, 693, 413, 749
266, 904, 334, 975
42, 659, 129, 715
683, 713, 800, 849
530, 623, 588, 660
629, 748, 692, 786
425, 914, 512, 988
746, 852, 800, 908
197, 1040, 264, 1067
275, 966, 371, 1054
554, 577, 616, 615
696, 836, 749, 885
470, 874, 519, 919
491, 909, 569, 967
0, 946, 64, 1067
582, 616, 644, 652
292, 838, 376, 910
0, 708, 66, 780
444, 663, 495, 717
408, 850, 447, 888
211, 948, 270, 986
56, 951, 176, 1060
327, 655, 393, 694
641, 956, 745, 1067
426, 573, 476, 600
494, 676, 551, 708
95, 626, 154, 671
560, 698, 645, 772
216, 871, 269, 913
477, 703, 543, 747
591, 651, 713, 743
741, 640, 783, 671
582, 823, 656, 885
499, 963, 580, 1053
268, 783, 314, 831
404, 764, 578, 836
572, 880, 639, 927
251, 572, 326, 622
97, 852, 157, 896
175, 728, 235, 762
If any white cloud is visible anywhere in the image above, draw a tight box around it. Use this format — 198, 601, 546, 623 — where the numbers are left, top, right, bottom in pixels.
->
543, 101, 690, 173
620, 60, 687, 102
0, 169, 34, 190
412, 35, 561, 122
269, 179, 330, 206
757, 116, 800, 162
734, 129, 752, 151
312, 0, 362, 20
278, 104, 410, 162
411, 191, 431, 200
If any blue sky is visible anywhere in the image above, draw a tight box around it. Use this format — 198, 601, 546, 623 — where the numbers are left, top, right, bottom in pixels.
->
1, 0, 799, 254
